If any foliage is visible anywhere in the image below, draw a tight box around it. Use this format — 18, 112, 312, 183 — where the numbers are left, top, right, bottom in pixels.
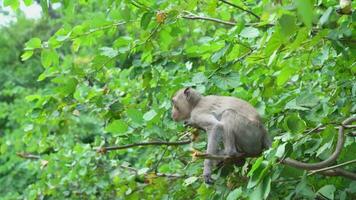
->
1, 0, 355, 199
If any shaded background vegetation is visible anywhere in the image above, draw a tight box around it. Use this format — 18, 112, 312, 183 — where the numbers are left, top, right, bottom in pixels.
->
0, 0, 355, 199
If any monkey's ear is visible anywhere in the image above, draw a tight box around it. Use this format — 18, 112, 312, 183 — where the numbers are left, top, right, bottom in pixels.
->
184, 87, 191, 96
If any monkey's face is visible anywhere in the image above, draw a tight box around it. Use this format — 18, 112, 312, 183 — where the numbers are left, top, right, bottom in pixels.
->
171, 89, 191, 121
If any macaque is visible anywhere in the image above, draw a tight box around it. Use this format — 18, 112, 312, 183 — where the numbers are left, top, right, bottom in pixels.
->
171, 87, 271, 184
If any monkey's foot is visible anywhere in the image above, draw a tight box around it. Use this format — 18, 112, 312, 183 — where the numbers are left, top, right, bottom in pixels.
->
204, 174, 214, 184
225, 151, 245, 158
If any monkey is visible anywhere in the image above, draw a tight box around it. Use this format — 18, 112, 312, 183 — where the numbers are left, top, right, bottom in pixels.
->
171, 87, 271, 184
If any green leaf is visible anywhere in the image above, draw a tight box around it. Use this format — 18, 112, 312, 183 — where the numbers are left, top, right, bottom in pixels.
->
4, 0, 19, 10
279, 14, 297, 38
285, 99, 309, 111
183, 176, 198, 186
296, 92, 319, 107
24, 124, 34, 132
283, 113, 306, 134
211, 44, 231, 63
52, 77, 78, 96
23, 0, 33, 6
240, 27, 259, 38
24, 38, 42, 50
227, 188, 243, 200
212, 73, 241, 90
319, 7, 333, 26
105, 120, 128, 134
100, 47, 118, 58
143, 110, 157, 121
127, 109, 144, 124
265, 30, 282, 56
41, 49, 59, 68
275, 143, 286, 158
295, 176, 316, 199
192, 72, 208, 84
276, 67, 294, 86
295, 0, 314, 28
40, 0, 49, 16
141, 12, 154, 30
21, 51, 34, 61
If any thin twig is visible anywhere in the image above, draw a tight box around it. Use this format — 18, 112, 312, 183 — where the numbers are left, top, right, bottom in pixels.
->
70, 21, 127, 40
305, 124, 356, 134
153, 146, 168, 173
182, 13, 235, 26
208, 49, 254, 79
218, 0, 260, 20
119, 165, 185, 178
16, 152, 41, 160
96, 139, 191, 153
308, 159, 356, 175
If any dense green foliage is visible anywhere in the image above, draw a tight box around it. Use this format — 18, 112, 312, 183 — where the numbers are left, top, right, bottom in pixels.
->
1, 0, 355, 199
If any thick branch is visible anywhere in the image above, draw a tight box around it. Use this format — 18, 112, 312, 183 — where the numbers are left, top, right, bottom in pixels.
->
96, 139, 191, 153
320, 168, 356, 180
218, 0, 260, 20
281, 116, 355, 170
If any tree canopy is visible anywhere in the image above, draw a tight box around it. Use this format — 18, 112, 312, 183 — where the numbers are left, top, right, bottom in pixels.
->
0, 0, 355, 199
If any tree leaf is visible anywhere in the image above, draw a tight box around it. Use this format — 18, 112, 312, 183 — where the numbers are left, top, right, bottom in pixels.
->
105, 120, 128, 134
276, 67, 294, 86
40, 0, 49, 16
141, 12, 154, 30
21, 51, 34, 61
211, 44, 231, 63
240, 27, 259, 38
23, 0, 33, 6
227, 188, 243, 200
143, 110, 157, 121
295, 0, 314, 28
41, 49, 59, 68
283, 113, 306, 134
296, 92, 319, 107
127, 109, 144, 124
100, 47, 118, 58
317, 185, 336, 200
24, 38, 42, 50
183, 176, 198, 186
279, 14, 297, 38
319, 7, 333, 26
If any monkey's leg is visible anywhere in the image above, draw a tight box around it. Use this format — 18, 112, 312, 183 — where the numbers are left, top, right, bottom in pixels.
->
203, 126, 221, 184
221, 110, 239, 157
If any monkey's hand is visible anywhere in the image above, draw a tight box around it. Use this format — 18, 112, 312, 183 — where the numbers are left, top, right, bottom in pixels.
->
183, 119, 195, 127
204, 174, 214, 185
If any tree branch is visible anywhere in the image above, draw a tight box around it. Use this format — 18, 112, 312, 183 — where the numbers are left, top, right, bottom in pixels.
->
181, 13, 236, 26
95, 139, 191, 153
320, 168, 356, 180
281, 116, 355, 170
119, 165, 186, 178
16, 152, 40, 160
308, 159, 356, 175
218, 0, 260, 20
305, 124, 356, 134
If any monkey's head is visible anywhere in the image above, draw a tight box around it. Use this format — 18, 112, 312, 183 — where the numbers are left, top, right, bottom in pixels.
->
171, 87, 201, 121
